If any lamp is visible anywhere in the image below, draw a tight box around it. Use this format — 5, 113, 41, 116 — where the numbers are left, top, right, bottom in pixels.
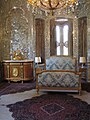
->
27, 0, 79, 14
79, 57, 86, 68
35, 57, 41, 67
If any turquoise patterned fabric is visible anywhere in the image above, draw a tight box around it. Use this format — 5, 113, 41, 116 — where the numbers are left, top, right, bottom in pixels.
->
46, 56, 76, 71
38, 72, 79, 88
37, 56, 80, 92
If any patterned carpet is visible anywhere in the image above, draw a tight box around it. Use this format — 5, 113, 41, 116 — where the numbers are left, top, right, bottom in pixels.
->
7, 93, 90, 120
0, 81, 90, 96
0, 81, 36, 96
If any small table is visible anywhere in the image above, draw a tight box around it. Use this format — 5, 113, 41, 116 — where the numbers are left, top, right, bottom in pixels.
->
79, 67, 87, 82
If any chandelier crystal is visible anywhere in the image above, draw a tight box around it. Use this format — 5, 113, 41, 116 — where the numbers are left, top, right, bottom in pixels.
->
27, 0, 79, 11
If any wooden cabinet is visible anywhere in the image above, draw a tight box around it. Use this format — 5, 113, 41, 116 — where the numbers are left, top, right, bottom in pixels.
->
2, 60, 34, 82
0, 62, 2, 82
87, 62, 90, 82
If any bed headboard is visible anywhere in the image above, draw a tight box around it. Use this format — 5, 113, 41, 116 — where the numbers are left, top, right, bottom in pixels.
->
46, 56, 77, 71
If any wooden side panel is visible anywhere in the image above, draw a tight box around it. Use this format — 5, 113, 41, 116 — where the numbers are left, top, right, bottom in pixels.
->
23, 62, 33, 80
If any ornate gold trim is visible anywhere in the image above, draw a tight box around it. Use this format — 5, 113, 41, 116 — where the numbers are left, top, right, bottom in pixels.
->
12, 68, 18, 77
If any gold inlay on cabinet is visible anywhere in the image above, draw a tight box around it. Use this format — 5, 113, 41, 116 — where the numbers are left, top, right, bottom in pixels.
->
2, 60, 34, 82
12, 68, 18, 77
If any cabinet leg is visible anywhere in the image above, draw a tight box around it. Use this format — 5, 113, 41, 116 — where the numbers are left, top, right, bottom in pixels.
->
22, 81, 23, 84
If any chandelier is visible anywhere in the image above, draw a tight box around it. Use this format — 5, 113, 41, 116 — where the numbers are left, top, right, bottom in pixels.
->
27, 0, 79, 12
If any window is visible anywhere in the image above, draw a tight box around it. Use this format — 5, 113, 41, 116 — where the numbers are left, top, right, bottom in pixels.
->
50, 18, 73, 56
56, 25, 69, 55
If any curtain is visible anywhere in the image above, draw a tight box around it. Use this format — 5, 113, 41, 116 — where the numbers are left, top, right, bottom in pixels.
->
78, 17, 87, 59
35, 18, 45, 63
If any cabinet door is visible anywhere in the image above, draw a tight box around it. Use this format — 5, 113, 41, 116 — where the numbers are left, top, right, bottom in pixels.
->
10, 64, 22, 80
23, 62, 33, 80
0, 62, 2, 82
3, 63, 10, 80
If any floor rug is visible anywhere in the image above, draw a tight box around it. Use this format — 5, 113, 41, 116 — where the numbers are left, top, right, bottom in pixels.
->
0, 81, 36, 96
0, 81, 89, 96
7, 93, 90, 120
